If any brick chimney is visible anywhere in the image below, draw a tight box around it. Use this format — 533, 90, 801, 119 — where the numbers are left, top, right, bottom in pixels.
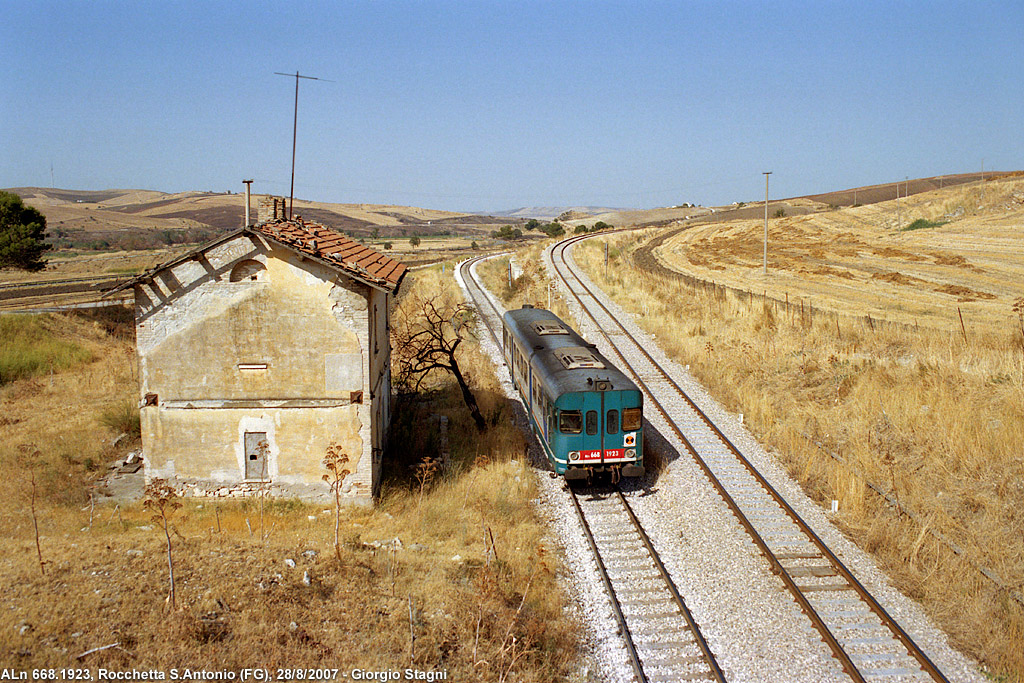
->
257, 196, 287, 223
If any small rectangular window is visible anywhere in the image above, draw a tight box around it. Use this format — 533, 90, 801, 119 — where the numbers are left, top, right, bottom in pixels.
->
606, 409, 619, 434
623, 408, 642, 431
559, 410, 583, 434
585, 410, 599, 435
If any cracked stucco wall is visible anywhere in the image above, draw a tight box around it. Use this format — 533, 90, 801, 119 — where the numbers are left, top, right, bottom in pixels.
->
135, 234, 391, 504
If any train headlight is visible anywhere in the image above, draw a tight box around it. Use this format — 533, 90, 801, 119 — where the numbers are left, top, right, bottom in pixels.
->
569, 451, 580, 462
625, 449, 637, 460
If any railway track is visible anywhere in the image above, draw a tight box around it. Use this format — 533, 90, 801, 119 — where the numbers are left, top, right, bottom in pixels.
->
570, 485, 726, 683
457, 253, 507, 350
548, 233, 950, 683
458, 254, 726, 683
0, 274, 123, 291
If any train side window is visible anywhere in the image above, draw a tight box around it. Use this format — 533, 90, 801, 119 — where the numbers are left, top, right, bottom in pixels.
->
623, 407, 642, 431
559, 410, 582, 434
585, 410, 598, 435
606, 409, 619, 434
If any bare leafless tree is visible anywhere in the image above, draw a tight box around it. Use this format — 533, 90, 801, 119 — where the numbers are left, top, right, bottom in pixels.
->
394, 293, 486, 432
414, 456, 440, 505
29, 469, 45, 575
322, 443, 351, 561
18, 445, 46, 575
143, 479, 182, 609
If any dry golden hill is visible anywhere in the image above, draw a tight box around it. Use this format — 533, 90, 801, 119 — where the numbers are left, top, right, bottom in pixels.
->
643, 175, 1024, 333
4, 187, 512, 252
563, 172, 1003, 232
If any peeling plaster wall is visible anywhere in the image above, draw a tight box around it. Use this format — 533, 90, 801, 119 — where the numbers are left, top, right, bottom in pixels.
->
367, 286, 393, 490
136, 234, 389, 504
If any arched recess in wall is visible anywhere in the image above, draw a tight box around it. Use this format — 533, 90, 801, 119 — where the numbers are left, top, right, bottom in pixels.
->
229, 259, 267, 282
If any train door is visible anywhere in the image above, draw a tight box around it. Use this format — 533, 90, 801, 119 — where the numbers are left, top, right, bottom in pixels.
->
602, 390, 625, 463
578, 391, 603, 465
586, 389, 630, 465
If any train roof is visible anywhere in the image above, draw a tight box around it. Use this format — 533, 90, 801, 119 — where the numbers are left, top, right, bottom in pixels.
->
503, 306, 640, 395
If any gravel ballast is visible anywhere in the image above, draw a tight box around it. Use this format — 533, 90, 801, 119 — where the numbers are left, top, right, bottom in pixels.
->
457, 251, 986, 683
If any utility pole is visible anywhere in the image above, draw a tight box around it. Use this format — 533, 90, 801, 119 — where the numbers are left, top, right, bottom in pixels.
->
896, 178, 901, 231
981, 159, 986, 203
763, 171, 772, 275
274, 71, 331, 220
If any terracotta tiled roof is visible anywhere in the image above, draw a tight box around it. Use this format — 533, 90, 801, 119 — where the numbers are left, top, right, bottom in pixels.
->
251, 219, 407, 293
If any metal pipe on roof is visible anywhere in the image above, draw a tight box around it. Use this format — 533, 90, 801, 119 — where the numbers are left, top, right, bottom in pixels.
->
243, 179, 253, 227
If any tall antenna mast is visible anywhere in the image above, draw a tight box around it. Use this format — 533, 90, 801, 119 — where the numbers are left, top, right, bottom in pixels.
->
274, 71, 331, 219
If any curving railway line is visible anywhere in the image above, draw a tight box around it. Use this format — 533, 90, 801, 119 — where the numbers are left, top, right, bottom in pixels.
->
546, 233, 951, 683
0, 274, 130, 311
459, 253, 725, 683
458, 233, 966, 682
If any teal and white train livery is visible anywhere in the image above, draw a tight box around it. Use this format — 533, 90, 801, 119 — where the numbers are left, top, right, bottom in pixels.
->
502, 305, 644, 482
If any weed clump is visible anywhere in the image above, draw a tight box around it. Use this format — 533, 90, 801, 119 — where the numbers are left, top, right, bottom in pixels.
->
99, 399, 141, 438
0, 314, 93, 384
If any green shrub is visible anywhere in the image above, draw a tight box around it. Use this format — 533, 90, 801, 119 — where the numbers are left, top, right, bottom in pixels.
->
100, 399, 141, 438
903, 218, 947, 231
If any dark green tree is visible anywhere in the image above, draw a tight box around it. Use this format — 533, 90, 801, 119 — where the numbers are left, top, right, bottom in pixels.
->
490, 225, 523, 240
0, 192, 51, 271
409, 236, 421, 248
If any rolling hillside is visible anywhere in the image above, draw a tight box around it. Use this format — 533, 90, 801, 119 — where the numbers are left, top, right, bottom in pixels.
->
3, 187, 513, 252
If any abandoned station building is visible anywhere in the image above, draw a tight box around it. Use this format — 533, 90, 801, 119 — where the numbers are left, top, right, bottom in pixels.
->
116, 197, 407, 504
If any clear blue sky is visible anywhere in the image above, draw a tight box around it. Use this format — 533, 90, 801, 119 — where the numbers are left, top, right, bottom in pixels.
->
2, 1, 1021, 211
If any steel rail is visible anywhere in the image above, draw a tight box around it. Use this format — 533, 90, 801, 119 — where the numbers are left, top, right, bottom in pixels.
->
615, 488, 727, 683
568, 487, 649, 683
457, 254, 508, 352
460, 253, 725, 683
0, 274, 123, 291
549, 232, 949, 683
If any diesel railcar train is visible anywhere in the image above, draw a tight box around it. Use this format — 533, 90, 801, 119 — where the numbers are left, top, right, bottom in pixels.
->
502, 305, 644, 481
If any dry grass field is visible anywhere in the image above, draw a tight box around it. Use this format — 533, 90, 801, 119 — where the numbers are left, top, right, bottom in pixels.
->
649, 176, 1024, 331
0, 268, 582, 680
475, 242, 573, 323
565, 179, 1024, 681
